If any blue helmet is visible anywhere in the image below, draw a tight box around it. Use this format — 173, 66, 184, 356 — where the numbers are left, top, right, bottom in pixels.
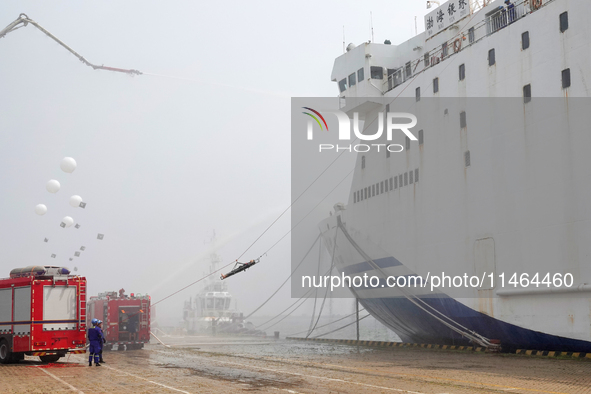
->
91, 318, 98, 326
97, 320, 103, 325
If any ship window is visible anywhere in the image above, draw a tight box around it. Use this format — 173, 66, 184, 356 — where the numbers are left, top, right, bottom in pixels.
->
405, 62, 412, 80
349, 73, 356, 87
354, 192, 357, 203
362, 155, 366, 169
358, 67, 365, 81
339, 78, 347, 92
424, 52, 430, 67
468, 27, 475, 43
419, 129, 424, 145
460, 111, 467, 128
465, 150, 471, 167
415, 168, 419, 183
415, 87, 420, 102
523, 84, 531, 103
399, 174, 403, 187
225, 299, 231, 309
404, 172, 408, 186
433, 77, 439, 93
405, 136, 410, 150
522, 31, 530, 50
206, 298, 214, 309
394, 176, 398, 189
380, 181, 384, 194
409, 170, 414, 184
215, 297, 224, 310
359, 190, 362, 201
389, 177, 393, 190
364, 187, 368, 199
370, 66, 383, 79
560, 12, 568, 32
442, 42, 448, 57
562, 68, 571, 89
488, 48, 495, 66
372, 184, 375, 197
459, 64, 465, 81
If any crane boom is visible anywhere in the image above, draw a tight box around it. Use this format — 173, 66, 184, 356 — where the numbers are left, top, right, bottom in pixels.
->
0, 13, 142, 75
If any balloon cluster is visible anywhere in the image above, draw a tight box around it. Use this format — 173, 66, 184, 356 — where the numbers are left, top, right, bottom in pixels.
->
35, 157, 105, 264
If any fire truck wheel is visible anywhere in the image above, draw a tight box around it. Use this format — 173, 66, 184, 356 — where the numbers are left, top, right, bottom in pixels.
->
39, 355, 61, 363
0, 340, 11, 364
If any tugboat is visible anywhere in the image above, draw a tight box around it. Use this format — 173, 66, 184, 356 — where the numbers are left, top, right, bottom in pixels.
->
183, 253, 245, 334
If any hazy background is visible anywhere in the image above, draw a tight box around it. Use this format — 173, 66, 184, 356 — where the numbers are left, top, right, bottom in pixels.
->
0, 1, 432, 329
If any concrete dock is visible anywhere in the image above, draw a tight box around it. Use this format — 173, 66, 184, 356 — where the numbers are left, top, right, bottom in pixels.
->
2, 336, 590, 393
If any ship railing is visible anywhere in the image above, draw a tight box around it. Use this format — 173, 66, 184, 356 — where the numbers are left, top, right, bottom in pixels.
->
485, 2, 527, 35
382, 0, 551, 95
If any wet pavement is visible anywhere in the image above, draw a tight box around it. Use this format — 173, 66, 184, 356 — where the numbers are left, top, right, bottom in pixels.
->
2, 336, 591, 393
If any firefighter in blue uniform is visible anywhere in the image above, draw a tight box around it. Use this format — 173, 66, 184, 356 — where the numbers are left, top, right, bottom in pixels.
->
88, 318, 102, 366
96, 320, 106, 363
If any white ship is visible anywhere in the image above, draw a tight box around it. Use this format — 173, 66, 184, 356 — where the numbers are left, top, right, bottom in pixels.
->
183, 253, 243, 334
318, 0, 591, 351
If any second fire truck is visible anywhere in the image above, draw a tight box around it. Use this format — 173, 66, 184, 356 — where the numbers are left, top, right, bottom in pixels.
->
87, 289, 150, 350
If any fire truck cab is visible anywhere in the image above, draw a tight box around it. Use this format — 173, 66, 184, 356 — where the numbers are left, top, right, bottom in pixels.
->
0, 266, 87, 363
87, 289, 150, 350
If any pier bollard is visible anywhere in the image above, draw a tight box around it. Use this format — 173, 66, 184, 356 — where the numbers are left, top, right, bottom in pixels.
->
274, 331, 280, 339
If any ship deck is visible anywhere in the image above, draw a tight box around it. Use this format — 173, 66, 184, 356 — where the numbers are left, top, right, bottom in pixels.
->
2, 336, 590, 393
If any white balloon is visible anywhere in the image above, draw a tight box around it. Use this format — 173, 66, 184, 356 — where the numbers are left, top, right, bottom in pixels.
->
35, 204, 47, 215
46, 180, 60, 193
62, 216, 74, 228
60, 157, 77, 173
69, 195, 83, 208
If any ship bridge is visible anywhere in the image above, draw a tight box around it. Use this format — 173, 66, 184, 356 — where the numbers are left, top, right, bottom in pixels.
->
330, 0, 566, 99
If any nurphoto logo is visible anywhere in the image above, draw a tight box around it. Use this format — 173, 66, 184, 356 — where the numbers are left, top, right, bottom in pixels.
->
302, 107, 418, 153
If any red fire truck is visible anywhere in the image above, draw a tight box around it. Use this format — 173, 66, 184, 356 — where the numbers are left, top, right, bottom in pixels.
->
87, 289, 150, 350
0, 266, 87, 363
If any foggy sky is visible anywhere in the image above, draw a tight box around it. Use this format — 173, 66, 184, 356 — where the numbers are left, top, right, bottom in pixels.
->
0, 0, 432, 324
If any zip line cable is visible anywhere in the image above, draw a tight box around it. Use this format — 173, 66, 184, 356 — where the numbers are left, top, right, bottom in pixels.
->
307, 238, 323, 336
306, 224, 339, 338
312, 313, 371, 339
244, 234, 320, 319
255, 291, 312, 331
287, 308, 366, 337
254, 259, 338, 332
257, 297, 310, 332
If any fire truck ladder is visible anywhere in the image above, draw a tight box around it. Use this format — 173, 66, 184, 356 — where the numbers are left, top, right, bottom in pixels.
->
140, 300, 148, 326
78, 279, 87, 330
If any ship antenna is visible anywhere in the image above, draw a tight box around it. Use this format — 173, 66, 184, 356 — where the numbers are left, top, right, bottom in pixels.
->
342, 25, 345, 53
415, 16, 418, 35
370, 11, 374, 43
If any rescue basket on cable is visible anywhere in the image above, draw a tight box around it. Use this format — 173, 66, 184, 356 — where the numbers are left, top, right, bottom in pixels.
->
220, 259, 259, 280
